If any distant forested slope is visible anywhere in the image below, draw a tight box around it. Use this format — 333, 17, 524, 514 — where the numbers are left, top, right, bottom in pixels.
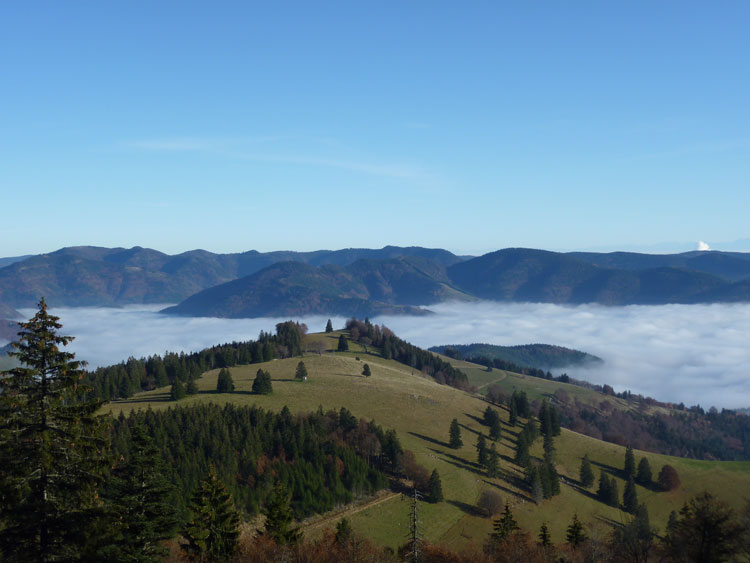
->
429, 343, 602, 369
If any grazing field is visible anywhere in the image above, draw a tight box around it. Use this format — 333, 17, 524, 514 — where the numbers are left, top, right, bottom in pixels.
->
105, 332, 750, 551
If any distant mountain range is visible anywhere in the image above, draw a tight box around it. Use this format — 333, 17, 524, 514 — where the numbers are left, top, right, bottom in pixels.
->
2, 245, 750, 318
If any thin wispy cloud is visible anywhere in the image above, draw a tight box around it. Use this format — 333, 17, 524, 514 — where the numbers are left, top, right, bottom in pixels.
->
20, 302, 750, 411
125, 136, 427, 179
635, 138, 749, 161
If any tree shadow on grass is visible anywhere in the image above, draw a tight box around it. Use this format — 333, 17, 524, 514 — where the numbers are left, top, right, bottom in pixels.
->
446, 499, 485, 518
408, 431, 449, 449
590, 459, 621, 478
481, 479, 529, 503
458, 423, 482, 438
465, 413, 485, 426
115, 394, 171, 404
431, 450, 485, 478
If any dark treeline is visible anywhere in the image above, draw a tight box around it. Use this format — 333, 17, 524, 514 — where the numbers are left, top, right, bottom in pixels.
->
110, 403, 392, 521
486, 386, 750, 461
561, 398, 750, 461
345, 318, 470, 390
83, 321, 308, 401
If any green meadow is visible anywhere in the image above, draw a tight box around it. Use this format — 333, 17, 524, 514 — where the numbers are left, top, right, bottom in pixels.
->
105, 331, 750, 551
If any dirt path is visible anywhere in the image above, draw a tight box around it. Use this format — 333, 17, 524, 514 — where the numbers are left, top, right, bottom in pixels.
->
298, 490, 401, 535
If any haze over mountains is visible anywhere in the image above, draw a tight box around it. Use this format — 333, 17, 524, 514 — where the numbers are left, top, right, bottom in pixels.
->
2, 245, 750, 318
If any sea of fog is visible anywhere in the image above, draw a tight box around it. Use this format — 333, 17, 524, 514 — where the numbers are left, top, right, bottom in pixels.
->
9, 302, 750, 410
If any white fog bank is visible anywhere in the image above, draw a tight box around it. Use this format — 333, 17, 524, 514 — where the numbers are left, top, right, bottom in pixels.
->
17, 302, 750, 410
373, 302, 750, 410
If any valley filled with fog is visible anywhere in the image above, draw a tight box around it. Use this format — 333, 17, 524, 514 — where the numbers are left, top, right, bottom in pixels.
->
8, 301, 750, 410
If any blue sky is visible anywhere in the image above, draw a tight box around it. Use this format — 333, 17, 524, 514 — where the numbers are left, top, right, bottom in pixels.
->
2, 1, 749, 257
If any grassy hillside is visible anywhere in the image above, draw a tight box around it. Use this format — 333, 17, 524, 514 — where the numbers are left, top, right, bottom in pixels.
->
104, 332, 750, 551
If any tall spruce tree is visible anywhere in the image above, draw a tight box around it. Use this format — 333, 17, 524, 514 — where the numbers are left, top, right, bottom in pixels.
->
252, 369, 273, 394
492, 503, 519, 542
181, 468, 240, 561
106, 425, 178, 562
515, 433, 530, 467
624, 445, 636, 478
428, 469, 444, 503
216, 368, 235, 393
476, 434, 488, 467
489, 416, 502, 441
170, 379, 187, 400
509, 400, 518, 426
0, 299, 110, 561
186, 377, 199, 396
449, 419, 462, 449
295, 361, 308, 381
597, 471, 612, 504
580, 454, 595, 488
623, 476, 639, 514
263, 482, 302, 545
486, 443, 500, 478
337, 334, 349, 352
566, 514, 586, 548
636, 457, 653, 486
538, 522, 552, 547
325, 319, 333, 333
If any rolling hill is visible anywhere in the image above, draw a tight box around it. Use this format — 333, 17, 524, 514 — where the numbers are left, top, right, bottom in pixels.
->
104, 331, 750, 551
161, 257, 470, 317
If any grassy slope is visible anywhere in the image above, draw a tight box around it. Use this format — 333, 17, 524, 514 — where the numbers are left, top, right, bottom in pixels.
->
104, 332, 750, 551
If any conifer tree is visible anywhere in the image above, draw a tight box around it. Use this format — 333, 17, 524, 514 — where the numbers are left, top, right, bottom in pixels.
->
515, 433, 530, 467
597, 471, 612, 503
428, 469, 444, 503
623, 476, 639, 514
325, 319, 333, 333
263, 482, 302, 545
252, 368, 273, 394
538, 522, 552, 547
543, 433, 556, 464
636, 457, 652, 486
295, 361, 308, 381
624, 445, 636, 478
335, 518, 353, 544
216, 368, 235, 393
170, 379, 187, 400
492, 503, 519, 542
449, 419, 462, 449
566, 514, 586, 548
476, 434, 488, 467
509, 400, 518, 426
0, 299, 110, 561
490, 416, 502, 441
362, 363, 371, 377
486, 443, 500, 478
337, 334, 349, 352
181, 468, 240, 561
186, 377, 198, 395
580, 454, 595, 488
613, 503, 655, 563
107, 425, 178, 561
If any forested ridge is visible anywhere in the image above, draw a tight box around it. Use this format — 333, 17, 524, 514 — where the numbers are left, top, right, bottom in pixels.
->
83, 320, 307, 401
110, 404, 390, 520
